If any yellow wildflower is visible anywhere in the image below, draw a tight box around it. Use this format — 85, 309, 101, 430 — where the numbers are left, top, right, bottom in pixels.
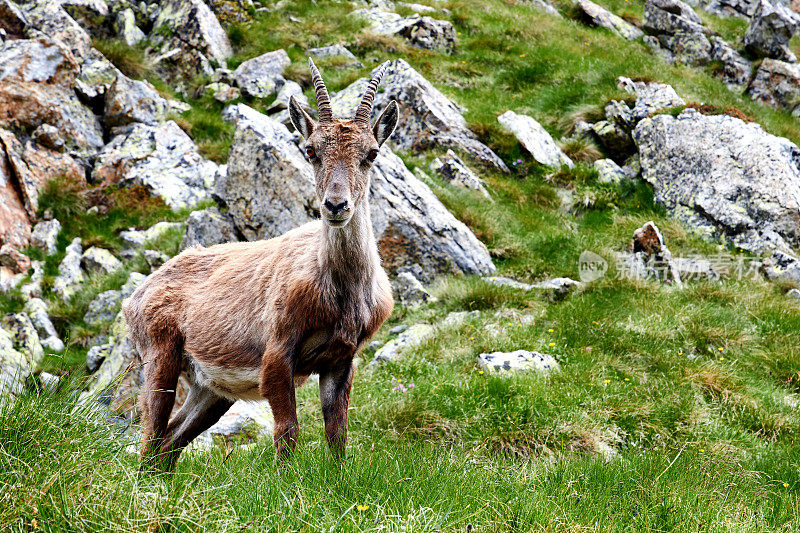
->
604, 379, 610, 384
357, 505, 369, 512
478, 370, 485, 375
548, 342, 555, 347
548, 328, 554, 333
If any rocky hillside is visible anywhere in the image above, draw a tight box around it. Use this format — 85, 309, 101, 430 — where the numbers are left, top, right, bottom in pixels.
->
1, 0, 800, 530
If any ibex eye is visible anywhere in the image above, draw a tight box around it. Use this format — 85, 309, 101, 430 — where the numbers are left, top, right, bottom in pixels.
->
366, 149, 379, 162
306, 147, 316, 159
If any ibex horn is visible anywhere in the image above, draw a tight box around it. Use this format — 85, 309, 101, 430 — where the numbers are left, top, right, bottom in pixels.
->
308, 58, 332, 123
354, 61, 390, 125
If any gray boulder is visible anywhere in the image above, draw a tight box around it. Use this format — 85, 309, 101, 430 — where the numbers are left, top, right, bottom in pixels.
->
103, 75, 169, 128
705, 0, 760, 18
391, 271, 434, 308
121, 271, 147, 299
223, 105, 495, 278
659, 30, 712, 66
477, 350, 559, 375
2, 312, 43, 368
617, 76, 685, 119
307, 43, 363, 69
576, 0, 644, 40
0, 326, 29, 397
372, 323, 434, 363
143, 249, 169, 269
710, 36, 753, 90
331, 60, 508, 172
747, 58, 800, 112
151, 0, 233, 82
429, 149, 490, 197
82, 247, 122, 275
92, 121, 222, 210
205, 82, 240, 102
352, 9, 456, 53
744, 0, 800, 62
53, 237, 84, 301
634, 108, 800, 255
20, 261, 44, 299
30, 219, 61, 256
84, 289, 122, 327
643, 0, 707, 36
23, 297, 63, 352
0, 37, 104, 159
498, 110, 573, 168
180, 207, 239, 250
594, 158, 629, 184
630, 221, 683, 285
120, 221, 184, 249
194, 400, 274, 450
114, 8, 144, 47
86, 343, 110, 373
232, 49, 290, 99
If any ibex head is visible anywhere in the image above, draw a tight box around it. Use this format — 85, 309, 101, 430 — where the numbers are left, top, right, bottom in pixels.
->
289, 59, 399, 228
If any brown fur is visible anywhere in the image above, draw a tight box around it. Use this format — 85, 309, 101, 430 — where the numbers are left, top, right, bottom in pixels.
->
126, 62, 399, 469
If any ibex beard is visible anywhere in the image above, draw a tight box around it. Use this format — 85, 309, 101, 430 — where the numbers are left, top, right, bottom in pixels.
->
124, 59, 398, 471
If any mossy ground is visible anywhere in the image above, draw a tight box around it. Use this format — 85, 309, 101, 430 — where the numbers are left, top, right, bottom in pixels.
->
2, 0, 800, 531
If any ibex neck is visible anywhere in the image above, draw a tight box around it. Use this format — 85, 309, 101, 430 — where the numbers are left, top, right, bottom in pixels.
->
321, 197, 379, 279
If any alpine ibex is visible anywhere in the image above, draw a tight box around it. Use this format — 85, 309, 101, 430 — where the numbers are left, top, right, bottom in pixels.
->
124, 59, 398, 469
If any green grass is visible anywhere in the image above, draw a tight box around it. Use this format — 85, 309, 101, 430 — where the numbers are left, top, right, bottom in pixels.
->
3, 0, 800, 530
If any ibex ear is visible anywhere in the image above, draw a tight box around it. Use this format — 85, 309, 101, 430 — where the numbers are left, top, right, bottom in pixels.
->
289, 95, 315, 139
373, 100, 399, 147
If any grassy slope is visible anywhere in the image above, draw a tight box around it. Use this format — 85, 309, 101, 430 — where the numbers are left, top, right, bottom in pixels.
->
2, 0, 800, 531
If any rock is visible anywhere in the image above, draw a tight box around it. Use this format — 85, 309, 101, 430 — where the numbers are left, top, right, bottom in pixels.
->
180, 206, 239, 250
151, 0, 233, 82
710, 36, 753, 90
114, 7, 144, 46
205, 81, 240, 102
23, 297, 63, 352
223, 105, 495, 278
705, 0, 760, 18
483, 275, 583, 298
0, 140, 32, 251
232, 49, 290, 99
75, 47, 121, 100
744, 0, 800, 62
643, 0, 706, 36
30, 219, 61, 256
0, 0, 27, 38
477, 350, 559, 375
20, 261, 44, 299
0, 38, 104, 158
120, 221, 184, 249
592, 120, 633, 153
497, 110, 573, 168
332, 61, 508, 172
576, 0, 644, 40
617, 76, 685, 119
84, 289, 122, 327
644, 35, 676, 63
224, 105, 316, 240
82, 247, 122, 275
86, 343, 109, 373
352, 9, 457, 53
194, 399, 273, 450
53, 237, 84, 301
103, 75, 169, 128
630, 221, 683, 284
747, 58, 800, 112
634, 108, 800, 255
660, 30, 712, 66
0, 326, 29, 397
442, 310, 481, 327
762, 250, 800, 283
92, 121, 222, 210
2, 312, 43, 369
391, 271, 434, 307
788, 288, 800, 299
429, 149, 490, 197
120, 271, 147, 299
268, 80, 308, 113
32, 123, 65, 152
143, 249, 169, 269
594, 158, 629, 184
307, 43, 363, 69
530, 0, 562, 16
0, 244, 29, 274
372, 323, 434, 363
673, 257, 720, 281
0, 129, 85, 219
389, 324, 408, 335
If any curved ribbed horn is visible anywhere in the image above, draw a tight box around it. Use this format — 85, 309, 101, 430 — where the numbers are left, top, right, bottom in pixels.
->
354, 61, 390, 124
308, 57, 332, 123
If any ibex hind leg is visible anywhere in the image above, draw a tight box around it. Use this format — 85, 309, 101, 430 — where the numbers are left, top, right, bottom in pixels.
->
160, 383, 233, 470
139, 334, 183, 471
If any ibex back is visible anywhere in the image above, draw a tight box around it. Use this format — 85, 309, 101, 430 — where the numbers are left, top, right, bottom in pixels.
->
124, 59, 398, 470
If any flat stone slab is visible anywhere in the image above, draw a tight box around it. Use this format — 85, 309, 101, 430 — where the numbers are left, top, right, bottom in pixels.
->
478, 350, 560, 375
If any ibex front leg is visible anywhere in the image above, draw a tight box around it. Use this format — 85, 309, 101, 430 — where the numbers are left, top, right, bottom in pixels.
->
260, 340, 299, 461
319, 358, 354, 460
